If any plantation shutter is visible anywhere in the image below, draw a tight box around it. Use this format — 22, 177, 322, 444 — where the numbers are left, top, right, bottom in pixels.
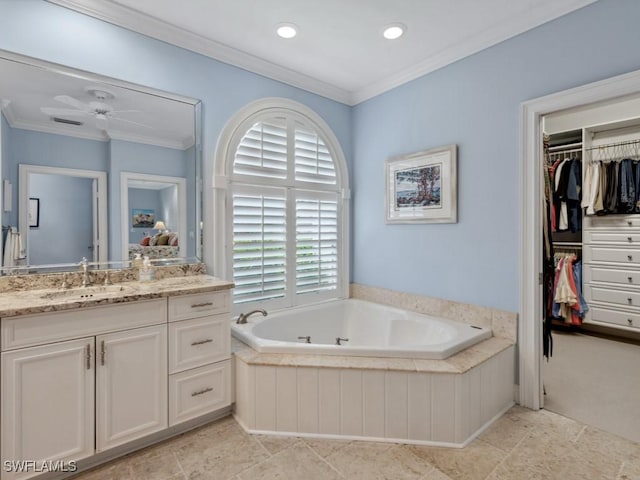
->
294, 125, 336, 184
232, 188, 287, 304
234, 119, 288, 178
230, 110, 343, 308
295, 194, 338, 294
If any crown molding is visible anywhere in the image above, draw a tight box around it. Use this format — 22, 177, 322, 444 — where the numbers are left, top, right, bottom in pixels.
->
47, 0, 352, 105
107, 130, 188, 150
7, 117, 109, 142
47, 0, 595, 107
352, 0, 597, 104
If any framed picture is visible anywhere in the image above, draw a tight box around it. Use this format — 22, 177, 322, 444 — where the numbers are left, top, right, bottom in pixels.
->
132, 208, 155, 228
28, 197, 40, 228
386, 144, 457, 224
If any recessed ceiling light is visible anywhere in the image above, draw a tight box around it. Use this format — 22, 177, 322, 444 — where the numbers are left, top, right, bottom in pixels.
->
383, 23, 406, 40
276, 23, 297, 39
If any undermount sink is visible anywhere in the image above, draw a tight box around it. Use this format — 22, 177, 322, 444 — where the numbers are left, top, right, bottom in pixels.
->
39, 284, 130, 300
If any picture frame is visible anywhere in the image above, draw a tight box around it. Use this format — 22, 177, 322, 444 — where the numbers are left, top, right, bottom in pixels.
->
386, 144, 457, 224
28, 197, 40, 228
131, 208, 155, 228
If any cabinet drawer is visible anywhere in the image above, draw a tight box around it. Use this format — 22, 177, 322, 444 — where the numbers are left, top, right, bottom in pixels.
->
586, 306, 640, 330
584, 215, 640, 230
584, 266, 640, 287
169, 315, 230, 374
1, 299, 166, 351
584, 285, 640, 309
169, 361, 230, 426
168, 291, 231, 322
584, 231, 640, 245
584, 246, 640, 266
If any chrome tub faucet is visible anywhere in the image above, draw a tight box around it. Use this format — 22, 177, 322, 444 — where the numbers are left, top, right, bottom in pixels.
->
236, 308, 267, 324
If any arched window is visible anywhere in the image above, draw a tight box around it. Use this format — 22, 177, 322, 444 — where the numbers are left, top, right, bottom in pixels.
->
215, 99, 349, 310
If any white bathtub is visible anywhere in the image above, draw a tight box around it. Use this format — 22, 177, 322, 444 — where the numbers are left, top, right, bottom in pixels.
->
231, 299, 491, 360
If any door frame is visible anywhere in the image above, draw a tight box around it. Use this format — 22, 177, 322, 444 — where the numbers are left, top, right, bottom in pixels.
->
519, 68, 640, 409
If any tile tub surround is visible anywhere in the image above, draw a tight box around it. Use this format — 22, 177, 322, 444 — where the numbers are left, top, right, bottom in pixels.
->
0, 273, 232, 317
68, 406, 640, 480
232, 337, 515, 447
0, 262, 207, 293
350, 283, 518, 342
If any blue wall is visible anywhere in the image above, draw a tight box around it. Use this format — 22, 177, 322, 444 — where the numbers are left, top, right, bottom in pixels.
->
352, 0, 640, 312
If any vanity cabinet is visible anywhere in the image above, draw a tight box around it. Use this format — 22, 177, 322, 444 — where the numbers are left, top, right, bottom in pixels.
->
0, 288, 232, 480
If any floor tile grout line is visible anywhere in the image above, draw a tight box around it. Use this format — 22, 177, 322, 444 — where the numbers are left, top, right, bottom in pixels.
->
573, 424, 587, 443
481, 430, 530, 480
303, 439, 348, 478
616, 461, 626, 480
171, 450, 187, 479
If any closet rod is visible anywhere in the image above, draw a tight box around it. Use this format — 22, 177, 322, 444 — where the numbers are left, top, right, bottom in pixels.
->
548, 142, 582, 152
585, 138, 640, 151
548, 147, 582, 155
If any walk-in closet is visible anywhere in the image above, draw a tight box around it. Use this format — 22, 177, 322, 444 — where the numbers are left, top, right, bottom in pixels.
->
542, 94, 640, 443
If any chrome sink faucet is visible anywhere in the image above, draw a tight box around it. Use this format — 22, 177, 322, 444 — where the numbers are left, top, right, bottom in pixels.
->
236, 308, 267, 324
79, 257, 91, 287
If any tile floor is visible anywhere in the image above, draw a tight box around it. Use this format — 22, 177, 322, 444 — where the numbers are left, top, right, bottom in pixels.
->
71, 406, 640, 480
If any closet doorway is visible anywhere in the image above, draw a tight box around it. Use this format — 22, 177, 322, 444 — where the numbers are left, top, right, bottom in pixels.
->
541, 104, 640, 443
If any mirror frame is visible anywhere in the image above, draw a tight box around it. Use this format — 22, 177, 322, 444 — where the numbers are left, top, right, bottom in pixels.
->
0, 49, 203, 273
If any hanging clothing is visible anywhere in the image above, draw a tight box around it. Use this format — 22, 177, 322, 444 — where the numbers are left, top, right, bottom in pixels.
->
3, 227, 24, 268
551, 254, 588, 326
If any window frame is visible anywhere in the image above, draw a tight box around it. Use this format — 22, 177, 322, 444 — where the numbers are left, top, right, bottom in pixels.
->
214, 98, 350, 313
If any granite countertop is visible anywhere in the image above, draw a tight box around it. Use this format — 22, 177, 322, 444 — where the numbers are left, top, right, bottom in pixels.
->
0, 275, 234, 318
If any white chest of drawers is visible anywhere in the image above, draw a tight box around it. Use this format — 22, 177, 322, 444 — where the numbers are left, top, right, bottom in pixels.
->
583, 215, 640, 332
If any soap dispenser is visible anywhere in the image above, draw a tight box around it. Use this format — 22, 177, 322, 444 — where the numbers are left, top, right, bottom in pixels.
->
139, 255, 155, 282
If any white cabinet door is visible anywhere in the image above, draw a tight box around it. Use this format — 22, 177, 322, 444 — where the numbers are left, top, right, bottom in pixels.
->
1, 338, 95, 480
96, 325, 167, 452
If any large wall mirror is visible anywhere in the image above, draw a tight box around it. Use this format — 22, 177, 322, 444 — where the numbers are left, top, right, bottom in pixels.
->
0, 50, 203, 273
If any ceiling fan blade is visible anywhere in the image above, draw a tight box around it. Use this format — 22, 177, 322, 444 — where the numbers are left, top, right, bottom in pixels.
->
54, 95, 91, 111
110, 117, 153, 129
41, 107, 90, 117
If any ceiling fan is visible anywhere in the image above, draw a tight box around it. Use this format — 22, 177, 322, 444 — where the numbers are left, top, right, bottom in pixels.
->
40, 87, 151, 130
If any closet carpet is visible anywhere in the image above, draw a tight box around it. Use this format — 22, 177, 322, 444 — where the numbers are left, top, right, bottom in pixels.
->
543, 330, 640, 444
69, 406, 640, 480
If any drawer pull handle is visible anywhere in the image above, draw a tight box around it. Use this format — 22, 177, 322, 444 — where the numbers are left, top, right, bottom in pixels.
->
191, 339, 213, 346
629, 237, 633, 242
100, 340, 106, 366
628, 319, 634, 325
629, 277, 633, 283
192, 387, 213, 397
628, 255, 633, 261
85, 344, 92, 370
628, 298, 633, 305
191, 302, 213, 308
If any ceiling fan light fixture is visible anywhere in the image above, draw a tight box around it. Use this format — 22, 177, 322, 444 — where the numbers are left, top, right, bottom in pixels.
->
383, 23, 406, 40
276, 23, 297, 39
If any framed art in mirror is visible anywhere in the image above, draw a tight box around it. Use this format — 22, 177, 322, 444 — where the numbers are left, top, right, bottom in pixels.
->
385, 144, 457, 224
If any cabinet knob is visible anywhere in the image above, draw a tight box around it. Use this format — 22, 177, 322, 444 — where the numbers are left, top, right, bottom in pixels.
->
628, 237, 633, 242
628, 277, 633, 283
628, 221, 633, 226
628, 318, 634, 325
628, 255, 633, 261
628, 298, 633, 305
